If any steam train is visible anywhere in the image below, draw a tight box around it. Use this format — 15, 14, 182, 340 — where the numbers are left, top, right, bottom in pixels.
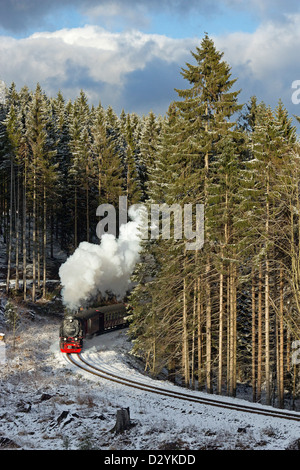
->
59, 303, 128, 353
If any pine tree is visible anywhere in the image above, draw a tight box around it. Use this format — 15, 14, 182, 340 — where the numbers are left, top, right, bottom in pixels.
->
90, 103, 123, 217
147, 103, 178, 204
138, 111, 161, 200
68, 91, 91, 247
51, 91, 72, 253
124, 114, 142, 205
26, 83, 57, 300
173, 34, 242, 393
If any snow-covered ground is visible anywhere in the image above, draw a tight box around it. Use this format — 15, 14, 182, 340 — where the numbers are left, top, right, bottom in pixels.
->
0, 304, 300, 451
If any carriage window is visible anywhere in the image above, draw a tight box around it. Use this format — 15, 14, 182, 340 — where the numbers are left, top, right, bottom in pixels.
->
89, 316, 99, 334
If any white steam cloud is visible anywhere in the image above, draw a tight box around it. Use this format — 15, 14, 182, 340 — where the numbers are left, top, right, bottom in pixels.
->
59, 205, 144, 311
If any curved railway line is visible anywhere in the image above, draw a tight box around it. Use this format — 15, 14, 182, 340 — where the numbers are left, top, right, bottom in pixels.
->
66, 352, 300, 423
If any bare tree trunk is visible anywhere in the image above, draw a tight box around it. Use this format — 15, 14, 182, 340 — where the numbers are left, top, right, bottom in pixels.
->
286, 329, 291, 375
218, 258, 224, 395
228, 262, 234, 396
15, 168, 20, 291
206, 255, 212, 394
252, 267, 256, 402
32, 160, 36, 302
226, 267, 230, 395
233, 262, 237, 397
191, 284, 196, 388
265, 258, 270, 405
278, 266, 284, 408
42, 180, 47, 300
197, 276, 203, 390
232, 262, 237, 397
257, 263, 262, 402
23, 160, 27, 301
6, 158, 13, 294
37, 223, 41, 290
265, 170, 270, 406
182, 272, 189, 387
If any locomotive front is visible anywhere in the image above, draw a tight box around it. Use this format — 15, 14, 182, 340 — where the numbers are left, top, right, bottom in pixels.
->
59, 314, 83, 353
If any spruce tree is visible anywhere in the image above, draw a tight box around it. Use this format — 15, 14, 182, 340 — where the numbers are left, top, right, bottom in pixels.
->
51, 91, 72, 253
130, 34, 243, 392
138, 111, 161, 200
68, 91, 91, 247
90, 103, 123, 219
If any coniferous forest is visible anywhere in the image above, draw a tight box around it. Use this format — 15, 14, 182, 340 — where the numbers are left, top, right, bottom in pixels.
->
1, 35, 300, 408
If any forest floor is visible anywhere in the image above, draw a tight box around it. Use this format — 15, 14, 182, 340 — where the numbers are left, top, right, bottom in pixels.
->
0, 294, 300, 452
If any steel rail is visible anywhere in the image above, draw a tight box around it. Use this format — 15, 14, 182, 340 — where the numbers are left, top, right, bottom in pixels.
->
66, 353, 300, 422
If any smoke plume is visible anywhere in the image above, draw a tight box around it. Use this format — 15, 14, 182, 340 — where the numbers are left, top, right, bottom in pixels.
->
59, 205, 144, 311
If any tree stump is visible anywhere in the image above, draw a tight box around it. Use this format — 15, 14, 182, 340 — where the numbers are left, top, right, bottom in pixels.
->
112, 407, 131, 434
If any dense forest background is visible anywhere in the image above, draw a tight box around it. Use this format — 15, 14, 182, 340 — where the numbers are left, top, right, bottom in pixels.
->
1, 35, 300, 409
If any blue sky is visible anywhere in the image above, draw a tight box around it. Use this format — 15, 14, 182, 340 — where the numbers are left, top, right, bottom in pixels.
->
0, 0, 300, 122
0, 1, 260, 38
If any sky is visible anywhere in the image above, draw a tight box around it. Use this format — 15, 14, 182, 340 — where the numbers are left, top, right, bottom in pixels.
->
1, 0, 300, 122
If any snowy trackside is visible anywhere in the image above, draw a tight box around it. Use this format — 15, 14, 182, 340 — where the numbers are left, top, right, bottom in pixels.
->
1, 311, 299, 451
63, 330, 300, 449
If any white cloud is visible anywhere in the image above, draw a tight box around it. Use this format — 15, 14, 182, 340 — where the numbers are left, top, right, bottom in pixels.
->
0, 25, 194, 84
213, 14, 300, 110
0, 25, 196, 109
215, 14, 300, 76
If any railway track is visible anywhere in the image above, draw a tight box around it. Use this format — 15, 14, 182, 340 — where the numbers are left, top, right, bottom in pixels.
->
66, 352, 300, 423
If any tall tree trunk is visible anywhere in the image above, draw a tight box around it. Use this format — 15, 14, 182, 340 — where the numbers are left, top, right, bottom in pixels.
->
218, 256, 224, 395
42, 179, 47, 300
14, 167, 20, 291
228, 259, 237, 397
265, 170, 270, 405
182, 269, 189, 387
278, 266, 284, 408
257, 263, 263, 402
6, 158, 13, 294
206, 255, 212, 393
37, 223, 41, 289
265, 257, 270, 405
228, 262, 235, 396
23, 158, 27, 301
252, 267, 256, 402
191, 284, 196, 388
226, 267, 230, 394
32, 159, 36, 302
197, 275, 203, 390
233, 262, 237, 397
